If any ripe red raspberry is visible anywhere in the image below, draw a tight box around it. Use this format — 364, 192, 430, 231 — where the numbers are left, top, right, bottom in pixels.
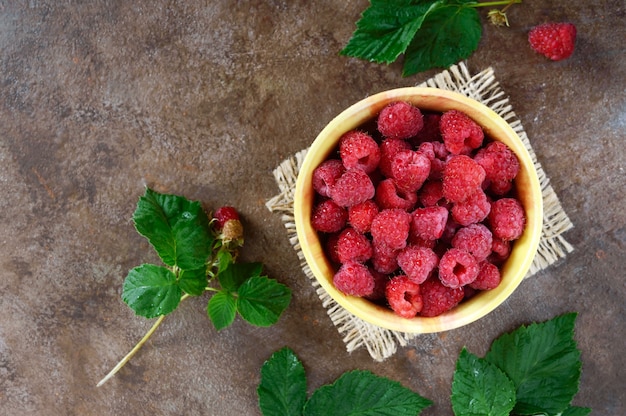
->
336, 227, 373, 264
438, 248, 480, 289
474, 141, 520, 183
417, 142, 436, 161
411, 206, 449, 241
451, 224, 493, 262
440, 110, 484, 155
390, 150, 431, 192
311, 199, 348, 233
385, 275, 423, 318
313, 159, 345, 198
339, 130, 381, 174
214, 206, 240, 229
451, 188, 491, 226
419, 180, 445, 207
442, 155, 486, 203
333, 261, 375, 297
329, 168, 375, 207
397, 246, 439, 284
377, 101, 424, 140
528, 22, 577, 61
488, 198, 526, 241
371, 241, 399, 274
379, 138, 412, 178
490, 237, 511, 265
419, 277, 464, 317
370, 209, 411, 250
375, 178, 418, 211
470, 261, 501, 290
348, 200, 379, 234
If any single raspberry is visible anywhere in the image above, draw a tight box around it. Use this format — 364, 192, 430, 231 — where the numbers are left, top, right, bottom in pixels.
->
488, 198, 526, 241
490, 237, 511, 265
386, 275, 423, 318
474, 141, 520, 183
366, 267, 390, 301
333, 261, 375, 297
336, 227, 373, 264
451, 188, 491, 226
339, 130, 381, 174
440, 110, 484, 155
432, 141, 449, 159
390, 150, 431, 192
214, 207, 244, 243
470, 261, 501, 290
379, 138, 412, 178
451, 224, 493, 261
370, 209, 412, 250
487, 178, 513, 196
419, 277, 464, 317
371, 241, 399, 274
438, 248, 480, 289
377, 101, 424, 140
375, 178, 418, 211
528, 22, 577, 61
419, 180, 445, 207
329, 168, 375, 207
311, 199, 348, 233
312, 159, 345, 198
397, 246, 439, 284
417, 141, 436, 161
411, 206, 449, 241
348, 200, 379, 234
442, 155, 486, 203
214, 206, 240, 229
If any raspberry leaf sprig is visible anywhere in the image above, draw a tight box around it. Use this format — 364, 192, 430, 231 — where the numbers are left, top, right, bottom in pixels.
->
97, 188, 291, 386
341, 0, 522, 77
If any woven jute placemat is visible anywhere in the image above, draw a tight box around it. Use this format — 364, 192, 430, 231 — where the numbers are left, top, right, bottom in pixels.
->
266, 62, 574, 361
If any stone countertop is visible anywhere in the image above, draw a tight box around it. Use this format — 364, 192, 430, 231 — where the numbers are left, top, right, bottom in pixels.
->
1, 1, 624, 415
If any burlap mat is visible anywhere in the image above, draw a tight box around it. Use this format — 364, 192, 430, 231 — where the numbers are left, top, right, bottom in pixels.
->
266, 62, 574, 361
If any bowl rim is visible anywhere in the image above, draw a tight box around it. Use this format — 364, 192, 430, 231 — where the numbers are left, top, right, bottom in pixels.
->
294, 87, 543, 333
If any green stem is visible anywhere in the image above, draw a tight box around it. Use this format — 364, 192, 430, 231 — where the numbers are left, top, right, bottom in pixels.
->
468, 0, 521, 8
96, 293, 190, 387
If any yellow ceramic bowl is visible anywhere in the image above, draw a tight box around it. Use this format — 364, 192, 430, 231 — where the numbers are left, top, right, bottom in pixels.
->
294, 87, 543, 333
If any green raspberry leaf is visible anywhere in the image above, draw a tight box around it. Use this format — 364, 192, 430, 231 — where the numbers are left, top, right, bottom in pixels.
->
132, 188, 213, 270
485, 313, 582, 415
451, 348, 516, 416
303, 369, 432, 416
340, 0, 445, 64
178, 266, 207, 296
122, 264, 182, 318
402, 2, 481, 76
218, 262, 263, 292
237, 276, 292, 327
258, 347, 307, 416
207, 291, 237, 330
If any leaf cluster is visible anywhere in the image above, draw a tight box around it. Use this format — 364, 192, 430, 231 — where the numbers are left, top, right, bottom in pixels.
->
451, 313, 590, 416
341, 0, 484, 76
258, 314, 589, 415
122, 188, 291, 329
257, 347, 433, 416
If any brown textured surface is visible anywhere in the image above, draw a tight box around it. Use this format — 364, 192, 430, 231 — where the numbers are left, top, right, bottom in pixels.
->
1, 1, 624, 415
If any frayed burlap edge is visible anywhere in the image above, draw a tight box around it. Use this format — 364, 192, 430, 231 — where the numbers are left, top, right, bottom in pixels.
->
266, 62, 574, 361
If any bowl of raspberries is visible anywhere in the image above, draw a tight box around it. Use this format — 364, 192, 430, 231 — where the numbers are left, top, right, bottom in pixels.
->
294, 87, 543, 333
